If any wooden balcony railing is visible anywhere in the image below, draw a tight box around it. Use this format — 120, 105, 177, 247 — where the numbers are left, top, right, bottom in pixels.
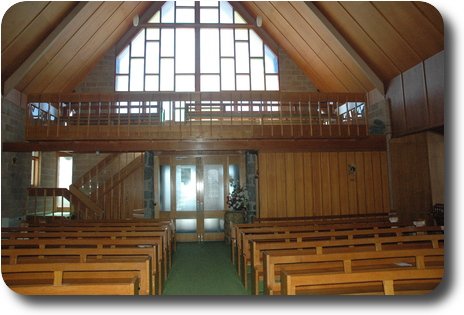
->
26, 92, 368, 141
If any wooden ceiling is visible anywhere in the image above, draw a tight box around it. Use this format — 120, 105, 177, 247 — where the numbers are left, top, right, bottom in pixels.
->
1, 1, 444, 96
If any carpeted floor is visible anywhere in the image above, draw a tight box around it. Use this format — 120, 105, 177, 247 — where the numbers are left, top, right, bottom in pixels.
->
162, 241, 251, 295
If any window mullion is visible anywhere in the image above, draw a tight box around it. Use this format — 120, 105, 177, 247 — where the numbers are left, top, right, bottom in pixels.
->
195, 1, 201, 92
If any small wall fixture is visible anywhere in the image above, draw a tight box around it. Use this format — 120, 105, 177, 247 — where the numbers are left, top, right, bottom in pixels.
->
133, 14, 139, 27
256, 15, 262, 27
348, 164, 356, 175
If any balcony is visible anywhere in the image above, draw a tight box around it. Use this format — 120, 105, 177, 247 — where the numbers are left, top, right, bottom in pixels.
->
26, 92, 368, 141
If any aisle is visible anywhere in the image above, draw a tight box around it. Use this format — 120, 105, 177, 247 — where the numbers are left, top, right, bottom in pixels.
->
162, 241, 250, 295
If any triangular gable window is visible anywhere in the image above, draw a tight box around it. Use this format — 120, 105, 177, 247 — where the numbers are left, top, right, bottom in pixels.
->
116, 1, 279, 92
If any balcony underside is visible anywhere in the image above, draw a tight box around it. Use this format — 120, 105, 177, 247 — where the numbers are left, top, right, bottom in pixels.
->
26, 124, 367, 141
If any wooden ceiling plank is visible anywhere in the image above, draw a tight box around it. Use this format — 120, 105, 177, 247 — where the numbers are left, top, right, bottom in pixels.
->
3, 2, 87, 96
1, 1, 50, 53
414, 2, 444, 35
372, 1, 444, 60
340, 1, 422, 73
304, 1, 383, 95
59, 2, 153, 93
42, 2, 131, 93
293, 3, 374, 93
251, 1, 345, 92
15, 1, 104, 93
279, 1, 371, 93
314, 1, 400, 84
23, 1, 121, 94
276, 1, 359, 93
243, 1, 331, 92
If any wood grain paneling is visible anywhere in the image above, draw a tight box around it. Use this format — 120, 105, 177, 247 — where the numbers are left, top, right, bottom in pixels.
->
387, 51, 444, 138
258, 151, 390, 218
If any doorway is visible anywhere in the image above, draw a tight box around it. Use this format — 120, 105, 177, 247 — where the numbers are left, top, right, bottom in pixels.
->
157, 154, 245, 242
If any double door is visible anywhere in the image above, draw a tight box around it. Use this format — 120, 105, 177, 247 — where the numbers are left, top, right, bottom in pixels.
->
157, 154, 245, 242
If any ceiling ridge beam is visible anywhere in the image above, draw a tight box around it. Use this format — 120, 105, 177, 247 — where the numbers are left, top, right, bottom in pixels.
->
3, 2, 91, 96
304, 1, 385, 95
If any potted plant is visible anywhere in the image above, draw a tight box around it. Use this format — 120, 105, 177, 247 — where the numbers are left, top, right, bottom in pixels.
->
224, 180, 248, 243
226, 180, 249, 211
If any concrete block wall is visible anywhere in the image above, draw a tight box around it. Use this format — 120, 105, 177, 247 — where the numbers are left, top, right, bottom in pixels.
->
1, 98, 29, 221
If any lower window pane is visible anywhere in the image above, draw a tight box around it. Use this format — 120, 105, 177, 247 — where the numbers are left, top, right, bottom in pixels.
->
204, 218, 225, 233
176, 219, 197, 234
201, 75, 220, 92
115, 75, 129, 91
176, 75, 195, 92
266, 75, 280, 91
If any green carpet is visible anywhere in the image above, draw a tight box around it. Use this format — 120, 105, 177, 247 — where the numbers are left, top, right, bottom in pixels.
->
162, 241, 251, 295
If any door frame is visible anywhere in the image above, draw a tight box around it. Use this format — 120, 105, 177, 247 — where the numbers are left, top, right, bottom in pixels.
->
155, 152, 246, 242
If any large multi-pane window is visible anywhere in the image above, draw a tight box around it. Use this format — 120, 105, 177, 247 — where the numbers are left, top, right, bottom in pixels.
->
115, 1, 279, 92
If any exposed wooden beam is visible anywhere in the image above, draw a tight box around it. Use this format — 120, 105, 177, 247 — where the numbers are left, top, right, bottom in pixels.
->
305, 1, 385, 95
2, 136, 387, 153
3, 2, 90, 96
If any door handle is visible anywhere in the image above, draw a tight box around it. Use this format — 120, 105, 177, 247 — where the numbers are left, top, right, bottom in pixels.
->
197, 202, 204, 213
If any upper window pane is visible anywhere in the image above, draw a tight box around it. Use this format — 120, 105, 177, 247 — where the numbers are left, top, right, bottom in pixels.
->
200, 8, 219, 23
116, 46, 130, 74
219, 1, 233, 23
176, 8, 195, 23
116, 1, 279, 92
161, 1, 175, 23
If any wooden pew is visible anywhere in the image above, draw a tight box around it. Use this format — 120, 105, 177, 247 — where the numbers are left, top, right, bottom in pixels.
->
231, 216, 401, 266
238, 222, 434, 284
2, 236, 165, 294
264, 247, 444, 295
2, 246, 161, 294
23, 218, 176, 255
280, 268, 444, 295
2, 227, 170, 278
3, 259, 151, 295
9, 277, 139, 295
250, 227, 444, 294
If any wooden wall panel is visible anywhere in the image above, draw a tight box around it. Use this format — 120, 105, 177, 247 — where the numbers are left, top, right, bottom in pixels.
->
390, 133, 433, 222
387, 51, 444, 138
424, 50, 445, 128
258, 151, 391, 218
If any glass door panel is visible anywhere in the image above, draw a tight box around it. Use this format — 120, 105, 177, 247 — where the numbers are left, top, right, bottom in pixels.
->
175, 165, 196, 211
157, 154, 245, 242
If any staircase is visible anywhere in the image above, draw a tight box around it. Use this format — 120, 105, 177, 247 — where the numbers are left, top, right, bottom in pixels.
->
26, 153, 145, 220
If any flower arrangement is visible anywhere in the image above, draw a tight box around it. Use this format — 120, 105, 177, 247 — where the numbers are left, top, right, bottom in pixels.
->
226, 180, 248, 210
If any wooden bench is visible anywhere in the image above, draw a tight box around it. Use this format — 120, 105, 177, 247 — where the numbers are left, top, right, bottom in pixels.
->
264, 247, 444, 295
8, 276, 139, 295
238, 222, 436, 282
2, 236, 165, 294
2, 243, 163, 294
3, 260, 150, 295
2, 227, 171, 277
280, 268, 444, 295
249, 229, 444, 294
23, 218, 176, 252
